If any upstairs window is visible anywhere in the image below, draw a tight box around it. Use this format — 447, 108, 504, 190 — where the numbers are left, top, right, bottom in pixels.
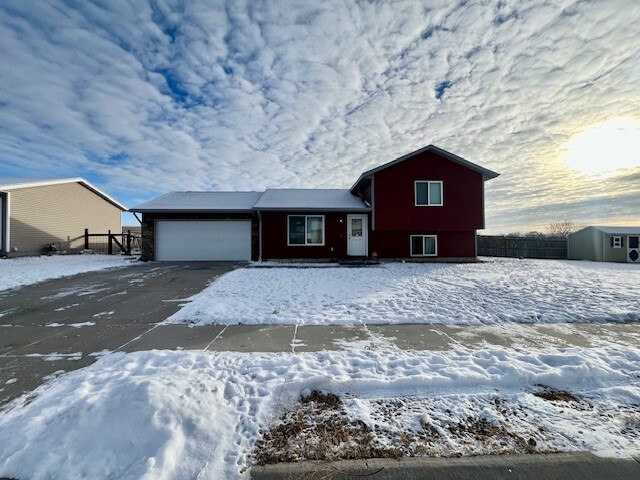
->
415, 181, 443, 206
288, 215, 325, 246
410, 235, 437, 256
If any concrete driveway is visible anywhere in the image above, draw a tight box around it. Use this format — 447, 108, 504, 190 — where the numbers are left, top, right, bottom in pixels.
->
0, 261, 240, 406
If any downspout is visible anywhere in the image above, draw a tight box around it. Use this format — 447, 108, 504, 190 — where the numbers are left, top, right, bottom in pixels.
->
132, 212, 142, 224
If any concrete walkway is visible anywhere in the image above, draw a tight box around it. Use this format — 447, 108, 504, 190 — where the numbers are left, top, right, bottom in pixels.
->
2, 320, 639, 407
251, 453, 640, 480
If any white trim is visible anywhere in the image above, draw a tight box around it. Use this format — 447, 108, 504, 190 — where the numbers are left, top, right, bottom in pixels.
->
0, 194, 3, 253
4, 192, 11, 255
612, 236, 623, 248
410, 234, 437, 257
0, 178, 127, 210
4, 192, 10, 254
414, 180, 443, 207
347, 214, 368, 256
628, 235, 640, 263
287, 214, 325, 246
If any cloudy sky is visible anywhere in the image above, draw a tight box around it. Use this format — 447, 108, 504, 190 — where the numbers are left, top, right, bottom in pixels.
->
1, 0, 639, 233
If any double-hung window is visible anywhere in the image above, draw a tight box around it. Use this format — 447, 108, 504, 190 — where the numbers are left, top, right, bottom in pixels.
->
415, 181, 443, 206
288, 215, 325, 246
410, 235, 437, 256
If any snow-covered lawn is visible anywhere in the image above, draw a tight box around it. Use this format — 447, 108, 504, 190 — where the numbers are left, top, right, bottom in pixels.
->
169, 258, 640, 325
0, 343, 638, 479
0, 255, 136, 292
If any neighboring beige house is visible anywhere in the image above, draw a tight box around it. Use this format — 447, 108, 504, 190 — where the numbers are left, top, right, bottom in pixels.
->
0, 178, 126, 257
568, 226, 640, 263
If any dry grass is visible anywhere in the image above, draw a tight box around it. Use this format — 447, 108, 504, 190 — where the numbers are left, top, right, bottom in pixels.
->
254, 390, 403, 465
533, 386, 581, 403
445, 416, 537, 454
253, 390, 547, 465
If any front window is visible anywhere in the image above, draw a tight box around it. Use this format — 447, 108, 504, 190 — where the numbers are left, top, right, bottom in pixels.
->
410, 235, 437, 256
612, 236, 623, 248
415, 181, 443, 206
288, 215, 325, 246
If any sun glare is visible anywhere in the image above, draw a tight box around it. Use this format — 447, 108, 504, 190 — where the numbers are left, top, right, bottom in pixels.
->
561, 118, 640, 175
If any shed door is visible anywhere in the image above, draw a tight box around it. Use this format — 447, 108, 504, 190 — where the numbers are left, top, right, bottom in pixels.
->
156, 220, 251, 261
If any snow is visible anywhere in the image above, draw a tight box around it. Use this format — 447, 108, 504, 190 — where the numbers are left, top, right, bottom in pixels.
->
0, 344, 638, 479
1, 257, 638, 478
253, 189, 369, 210
169, 258, 640, 325
131, 191, 263, 211
0, 255, 137, 292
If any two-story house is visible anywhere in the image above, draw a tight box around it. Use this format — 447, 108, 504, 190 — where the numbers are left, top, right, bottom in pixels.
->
131, 145, 499, 261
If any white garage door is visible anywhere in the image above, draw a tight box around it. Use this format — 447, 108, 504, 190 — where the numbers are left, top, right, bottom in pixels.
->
156, 220, 252, 261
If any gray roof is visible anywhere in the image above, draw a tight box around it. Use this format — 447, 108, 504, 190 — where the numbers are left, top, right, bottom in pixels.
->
254, 189, 369, 211
591, 226, 640, 235
0, 177, 126, 210
130, 191, 263, 212
351, 144, 499, 192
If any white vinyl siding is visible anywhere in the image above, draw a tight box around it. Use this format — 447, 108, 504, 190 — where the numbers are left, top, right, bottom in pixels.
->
287, 215, 325, 246
156, 220, 251, 261
415, 181, 443, 206
410, 235, 437, 256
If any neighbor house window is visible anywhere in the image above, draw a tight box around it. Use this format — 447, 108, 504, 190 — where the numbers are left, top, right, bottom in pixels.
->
288, 215, 325, 246
612, 236, 623, 248
415, 181, 443, 206
410, 235, 437, 256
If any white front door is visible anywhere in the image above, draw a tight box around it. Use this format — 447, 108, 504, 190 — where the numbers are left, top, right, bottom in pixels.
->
347, 214, 368, 256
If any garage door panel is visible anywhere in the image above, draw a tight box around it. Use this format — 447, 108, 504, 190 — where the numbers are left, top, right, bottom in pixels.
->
156, 220, 251, 261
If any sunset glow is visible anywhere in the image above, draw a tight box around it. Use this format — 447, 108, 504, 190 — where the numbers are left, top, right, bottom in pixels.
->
562, 119, 640, 175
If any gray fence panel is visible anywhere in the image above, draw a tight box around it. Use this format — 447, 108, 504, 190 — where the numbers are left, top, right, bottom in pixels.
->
478, 236, 567, 259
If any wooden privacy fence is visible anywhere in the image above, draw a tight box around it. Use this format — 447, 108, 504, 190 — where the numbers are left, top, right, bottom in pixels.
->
84, 229, 138, 256
477, 235, 567, 259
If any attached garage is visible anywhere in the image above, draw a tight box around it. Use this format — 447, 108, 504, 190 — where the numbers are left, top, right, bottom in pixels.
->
130, 191, 262, 262
156, 220, 251, 261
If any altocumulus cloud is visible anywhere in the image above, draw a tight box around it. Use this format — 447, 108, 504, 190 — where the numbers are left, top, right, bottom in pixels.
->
0, 0, 639, 232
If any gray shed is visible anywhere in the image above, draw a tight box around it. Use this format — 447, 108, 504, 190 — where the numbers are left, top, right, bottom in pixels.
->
567, 226, 640, 263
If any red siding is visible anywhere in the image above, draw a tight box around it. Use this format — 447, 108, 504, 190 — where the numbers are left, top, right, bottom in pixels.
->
373, 150, 484, 231
371, 230, 476, 258
261, 212, 368, 259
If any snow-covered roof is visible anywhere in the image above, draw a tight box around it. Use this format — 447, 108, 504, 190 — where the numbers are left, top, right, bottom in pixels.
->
591, 226, 640, 235
130, 191, 263, 212
0, 177, 126, 210
253, 189, 370, 211
351, 144, 499, 192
